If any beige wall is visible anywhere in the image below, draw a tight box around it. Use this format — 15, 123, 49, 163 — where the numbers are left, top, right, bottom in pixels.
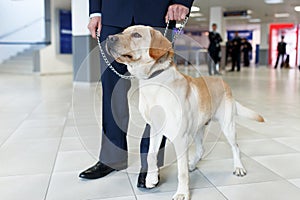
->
40, 0, 72, 74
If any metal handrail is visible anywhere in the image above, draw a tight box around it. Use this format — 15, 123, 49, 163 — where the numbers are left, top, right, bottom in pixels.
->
0, 17, 45, 40
0, 41, 50, 45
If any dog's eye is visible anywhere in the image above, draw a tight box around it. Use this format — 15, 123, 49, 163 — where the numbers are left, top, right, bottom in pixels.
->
131, 32, 142, 38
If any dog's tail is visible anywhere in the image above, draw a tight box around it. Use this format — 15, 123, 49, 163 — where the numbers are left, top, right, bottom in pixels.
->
235, 101, 265, 122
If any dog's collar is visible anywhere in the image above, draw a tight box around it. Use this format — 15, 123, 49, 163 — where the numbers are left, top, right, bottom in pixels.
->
148, 69, 165, 79
147, 57, 172, 79
148, 52, 172, 79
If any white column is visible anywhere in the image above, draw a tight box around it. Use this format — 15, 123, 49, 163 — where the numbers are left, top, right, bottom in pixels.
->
39, 0, 73, 74
259, 23, 269, 65
72, 0, 90, 37
260, 23, 269, 50
209, 6, 226, 70
72, 0, 100, 82
209, 6, 226, 45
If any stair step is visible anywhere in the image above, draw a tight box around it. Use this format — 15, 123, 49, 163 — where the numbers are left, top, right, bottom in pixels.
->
3, 59, 33, 65
14, 52, 33, 57
0, 63, 33, 73
0, 46, 41, 74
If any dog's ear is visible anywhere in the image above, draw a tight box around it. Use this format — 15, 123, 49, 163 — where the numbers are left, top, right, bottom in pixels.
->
149, 29, 172, 60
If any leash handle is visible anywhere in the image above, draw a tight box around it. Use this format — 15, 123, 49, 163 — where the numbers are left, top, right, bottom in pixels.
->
164, 16, 189, 42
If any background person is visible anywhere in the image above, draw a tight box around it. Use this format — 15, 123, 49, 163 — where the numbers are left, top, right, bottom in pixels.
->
229, 31, 242, 72
207, 23, 222, 75
241, 38, 252, 67
225, 40, 232, 66
274, 35, 287, 69
79, 0, 194, 189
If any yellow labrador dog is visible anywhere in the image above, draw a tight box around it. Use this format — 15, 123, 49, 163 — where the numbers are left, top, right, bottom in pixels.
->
106, 25, 264, 200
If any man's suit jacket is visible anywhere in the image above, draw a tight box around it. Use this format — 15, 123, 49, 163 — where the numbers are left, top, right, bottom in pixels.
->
231, 36, 242, 54
277, 41, 287, 54
89, 0, 194, 28
208, 31, 222, 53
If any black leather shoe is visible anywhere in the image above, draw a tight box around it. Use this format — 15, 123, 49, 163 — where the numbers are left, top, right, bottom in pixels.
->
137, 170, 160, 188
79, 162, 115, 179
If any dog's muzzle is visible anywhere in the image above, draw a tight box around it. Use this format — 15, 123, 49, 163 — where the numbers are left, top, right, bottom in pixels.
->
106, 35, 119, 56
106, 35, 119, 48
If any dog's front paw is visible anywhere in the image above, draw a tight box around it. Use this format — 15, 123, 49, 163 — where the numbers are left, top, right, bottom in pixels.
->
233, 167, 247, 177
145, 171, 159, 189
172, 192, 190, 200
188, 161, 197, 172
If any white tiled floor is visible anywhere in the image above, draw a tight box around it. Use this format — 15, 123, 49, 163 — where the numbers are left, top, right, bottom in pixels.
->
0, 66, 300, 200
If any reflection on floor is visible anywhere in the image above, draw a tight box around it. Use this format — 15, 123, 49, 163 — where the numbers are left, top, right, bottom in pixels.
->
0, 66, 300, 200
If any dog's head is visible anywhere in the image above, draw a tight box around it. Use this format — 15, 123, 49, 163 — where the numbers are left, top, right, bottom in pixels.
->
106, 25, 173, 79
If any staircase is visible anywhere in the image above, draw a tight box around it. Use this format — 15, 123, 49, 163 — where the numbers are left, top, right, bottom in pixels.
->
0, 48, 38, 74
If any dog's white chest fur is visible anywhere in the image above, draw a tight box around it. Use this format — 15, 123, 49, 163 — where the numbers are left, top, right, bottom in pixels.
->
138, 67, 203, 141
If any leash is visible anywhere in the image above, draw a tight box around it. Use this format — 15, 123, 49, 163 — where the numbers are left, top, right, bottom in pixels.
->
96, 16, 189, 80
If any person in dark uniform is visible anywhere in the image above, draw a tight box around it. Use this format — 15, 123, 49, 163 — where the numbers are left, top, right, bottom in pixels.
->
229, 31, 242, 72
208, 23, 222, 75
274, 35, 287, 69
225, 40, 232, 66
241, 38, 252, 67
79, 0, 194, 188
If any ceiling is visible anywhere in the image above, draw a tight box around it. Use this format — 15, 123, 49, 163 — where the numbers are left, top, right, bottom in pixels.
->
187, 0, 300, 29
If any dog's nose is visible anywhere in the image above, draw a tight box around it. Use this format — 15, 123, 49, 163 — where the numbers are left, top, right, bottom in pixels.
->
107, 35, 119, 43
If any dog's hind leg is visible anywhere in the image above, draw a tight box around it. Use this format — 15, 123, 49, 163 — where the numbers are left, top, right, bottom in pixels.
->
188, 126, 205, 171
172, 136, 190, 200
219, 100, 247, 177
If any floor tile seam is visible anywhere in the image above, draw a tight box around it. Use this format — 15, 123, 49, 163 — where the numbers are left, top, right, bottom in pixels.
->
86, 194, 136, 200
49, 170, 129, 181
58, 149, 98, 154
196, 169, 229, 200
4, 137, 64, 143
240, 153, 293, 183
125, 172, 138, 200
216, 179, 300, 192
57, 149, 99, 154
251, 152, 300, 160
198, 154, 286, 186
43, 106, 73, 200
0, 173, 50, 179
0, 99, 44, 149
272, 138, 300, 153
133, 186, 223, 196
237, 141, 300, 157
71, 125, 102, 162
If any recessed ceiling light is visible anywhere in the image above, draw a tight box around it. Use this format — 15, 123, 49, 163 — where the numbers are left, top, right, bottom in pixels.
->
194, 18, 207, 22
274, 13, 290, 18
249, 18, 261, 23
190, 13, 203, 17
264, 0, 284, 4
295, 6, 300, 12
191, 6, 200, 12
224, 15, 251, 20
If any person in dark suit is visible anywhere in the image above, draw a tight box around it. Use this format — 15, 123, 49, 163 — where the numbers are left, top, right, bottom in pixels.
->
241, 38, 252, 67
225, 40, 232, 66
274, 36, 287, 69
79, 0, 194, 188
208, 23, 222, 75
229, 31, 242, 72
